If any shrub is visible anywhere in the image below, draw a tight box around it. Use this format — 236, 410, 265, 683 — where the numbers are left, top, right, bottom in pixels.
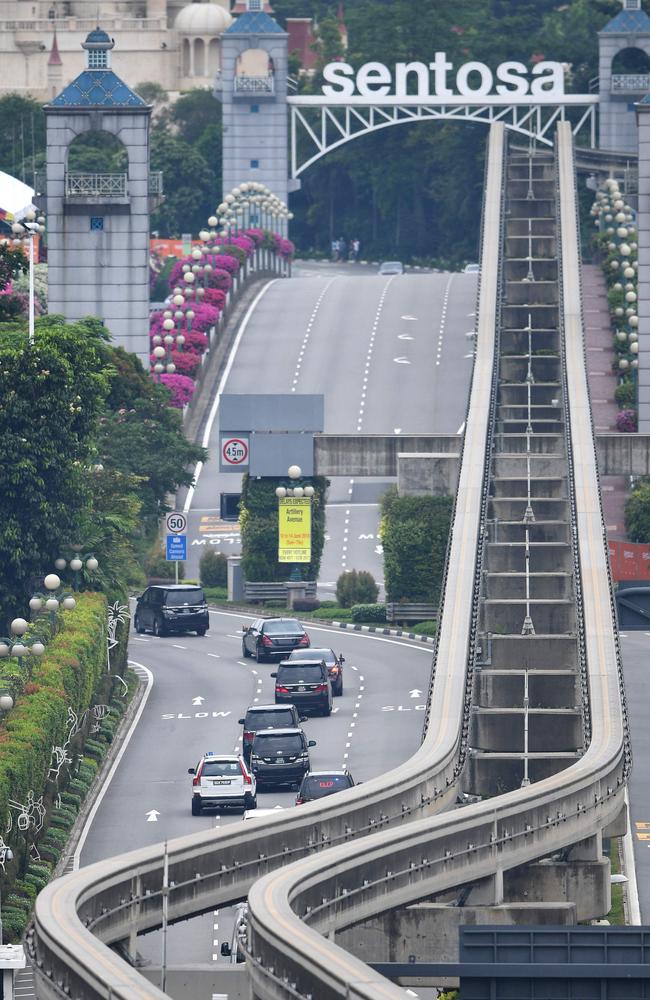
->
615, 381, 636, 409
200, 550, 228, 588
350, 603, 386, 623
291, 598, 321, 612
625, 480, 650, 541
411, 620, 438, 636
158, 373, 196, 409
616, 408, 637, 432
60, 791, 82, 810
336, 570, 379, 608
2, 908, 28, 941
380, 488, 453, 602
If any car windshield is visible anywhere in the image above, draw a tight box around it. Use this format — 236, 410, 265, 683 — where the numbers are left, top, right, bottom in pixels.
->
302, 775, 352, 798
278, 665, 323, 683
253, 734, 303, 754
201, 760, 241, 777
264, 619, 302, 635
166, 588, 205, 607
290, 648, 335, 666
245, 711, 294, 729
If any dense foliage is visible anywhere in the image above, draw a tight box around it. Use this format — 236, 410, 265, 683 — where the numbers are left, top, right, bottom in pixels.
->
625, 481, 650, 543
240, 474, 328, 582
336, 570, 379, 608
380, 488, 452, 603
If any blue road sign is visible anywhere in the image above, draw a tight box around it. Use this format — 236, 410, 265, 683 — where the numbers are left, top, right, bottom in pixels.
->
166, 534, 187, 561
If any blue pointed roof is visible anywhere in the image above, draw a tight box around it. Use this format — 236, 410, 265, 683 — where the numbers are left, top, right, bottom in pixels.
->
601, 8, 650, 33
84, 27, 112, 43
225, 9, 284, 33
50, 70, 146, 107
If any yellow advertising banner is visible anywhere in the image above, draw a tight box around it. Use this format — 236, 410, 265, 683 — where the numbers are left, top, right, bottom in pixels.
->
278, 497, 312, 563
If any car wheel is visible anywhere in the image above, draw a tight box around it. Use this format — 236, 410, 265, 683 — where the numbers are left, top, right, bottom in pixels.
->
245, 793, 256, 810
242, 642, 250, 658
196, 628, 207, 636
255, 646, 266, 663
322, 700, 332, 717
134, 616, 146, 635
153, 618, 166, 637
191, 798, 202, 816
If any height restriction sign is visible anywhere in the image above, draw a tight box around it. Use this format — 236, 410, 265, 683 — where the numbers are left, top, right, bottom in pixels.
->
220, 435, 249, 471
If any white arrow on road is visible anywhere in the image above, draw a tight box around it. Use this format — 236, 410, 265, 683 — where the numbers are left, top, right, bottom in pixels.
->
192, 696, 205, 706
409, 689, 423, 699
146, 810, 160, 822
401, 315, 418, 321
393, 356, 411, 365
398, 333, 414, 340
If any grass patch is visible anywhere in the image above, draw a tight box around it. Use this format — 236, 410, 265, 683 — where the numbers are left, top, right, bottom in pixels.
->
607, 837, 625, 925
203, 586, 228, 601
410, 620, 438, 636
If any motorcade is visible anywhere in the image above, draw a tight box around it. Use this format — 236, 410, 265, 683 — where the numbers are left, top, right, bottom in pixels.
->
242, 617, 310, 662
378, 261, 404, 274
296, 770, 355, 805
188, 752, 256, 815
134, 584, 209, 637
249, 728, 316, 789
287, 646, 344, 696
272, 659, 332, 716
220, 902, 247, 963
238, 704, 307, 763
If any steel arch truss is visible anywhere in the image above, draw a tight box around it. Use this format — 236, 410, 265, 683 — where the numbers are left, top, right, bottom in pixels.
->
288, 99, 598, 177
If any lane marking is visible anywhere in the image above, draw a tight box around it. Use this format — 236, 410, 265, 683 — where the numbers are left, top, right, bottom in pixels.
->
291, 276, 338, 391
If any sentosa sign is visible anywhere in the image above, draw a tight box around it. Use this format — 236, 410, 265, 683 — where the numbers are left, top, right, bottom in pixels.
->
322, 55, 565, 101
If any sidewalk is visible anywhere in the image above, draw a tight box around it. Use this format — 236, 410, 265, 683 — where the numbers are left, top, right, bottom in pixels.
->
582, 264, 628, 540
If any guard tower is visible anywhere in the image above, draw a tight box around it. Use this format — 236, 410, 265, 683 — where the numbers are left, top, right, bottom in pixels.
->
45, 29, 153, 363
599, 0, 650, 153
218, 1, 290, 202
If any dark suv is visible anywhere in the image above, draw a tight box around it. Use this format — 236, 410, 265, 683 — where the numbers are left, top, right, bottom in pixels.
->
134, 585, 209, 637
288, 647, 345, 696
271, 659, 332, 716
238, 704, 307, 764
296, 769, 355, 805
250, 728, 316, 789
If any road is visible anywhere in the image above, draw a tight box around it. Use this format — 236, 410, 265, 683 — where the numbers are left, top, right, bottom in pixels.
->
79, 609, 433, 966
184, 264, 478, 593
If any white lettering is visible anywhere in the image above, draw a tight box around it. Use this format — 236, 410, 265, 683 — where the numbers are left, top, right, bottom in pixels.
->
212, 711, 231, 718
430, 52, 453, 97
357, 61, 392, 97
161, 713, 175, 720
456, 61, 493, 97
530, 61, 564, 97
322, 61, 355, 98
395, 61, 430, 99
495, 61, 529, 97
195, 712, 208, 718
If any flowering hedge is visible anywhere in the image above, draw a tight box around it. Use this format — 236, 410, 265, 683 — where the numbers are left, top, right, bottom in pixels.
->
149, 227, 294, 408
590, 180, 638, 432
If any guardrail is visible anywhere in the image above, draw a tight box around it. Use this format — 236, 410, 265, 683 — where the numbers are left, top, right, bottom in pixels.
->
234, 74, 275, 95
611, 74, 650, 92
30, 124, 627, 1000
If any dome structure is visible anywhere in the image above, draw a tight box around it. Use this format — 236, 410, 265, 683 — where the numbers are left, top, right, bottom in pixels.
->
174, 1, 233, 35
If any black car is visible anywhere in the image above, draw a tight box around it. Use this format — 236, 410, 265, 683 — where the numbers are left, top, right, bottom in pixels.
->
296, 769, 355, 805
271, 659, 332, 717
242, 617, 310, 662
238, 704, 307, 763
134, 585, 209, 637
288, 646, 344, 696
250, 728, 316, 789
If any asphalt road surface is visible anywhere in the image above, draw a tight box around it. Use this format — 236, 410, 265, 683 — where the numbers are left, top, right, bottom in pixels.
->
183, 264, 478, 593
79, 609, 433, 966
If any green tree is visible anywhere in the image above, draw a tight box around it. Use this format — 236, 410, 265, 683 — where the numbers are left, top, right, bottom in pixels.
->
150, 130, 218, 236
625, 480, 650, 543
380, 488, 452, 603
0, 94, 45, 184
0, 316, 108, 628
135, 81, 169, 108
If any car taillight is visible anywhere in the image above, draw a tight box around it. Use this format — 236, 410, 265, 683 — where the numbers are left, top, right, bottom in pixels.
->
192, 761, 203, 787
276, 685, 290, 694
243, 731, 255, 741
261, 634, 274, 647
295, 796, 304, 805
314, 684, 328, 693
297, 633, 310, 647
239, 760, 253, 785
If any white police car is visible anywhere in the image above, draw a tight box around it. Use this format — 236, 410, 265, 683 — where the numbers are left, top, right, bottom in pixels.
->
188, 752, 257, 815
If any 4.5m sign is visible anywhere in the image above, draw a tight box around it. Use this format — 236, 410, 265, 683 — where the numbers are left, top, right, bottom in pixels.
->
322, 55, 565, 100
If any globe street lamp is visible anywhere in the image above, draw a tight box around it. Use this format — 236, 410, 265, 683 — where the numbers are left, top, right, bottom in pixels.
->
10, 209, 46, 347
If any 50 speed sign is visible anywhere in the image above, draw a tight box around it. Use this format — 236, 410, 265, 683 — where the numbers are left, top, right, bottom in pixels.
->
221, 435, 249, 469
166, 511, 187, 534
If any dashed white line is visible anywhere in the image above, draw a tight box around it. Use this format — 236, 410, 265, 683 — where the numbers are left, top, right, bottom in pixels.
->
435, 274, 454, 367
207, 652, 220, 659
291, 276, 338, 391
172, 644, 187, 650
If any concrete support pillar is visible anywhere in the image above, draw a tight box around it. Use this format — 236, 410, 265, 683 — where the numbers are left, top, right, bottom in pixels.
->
637, 100, 650, 431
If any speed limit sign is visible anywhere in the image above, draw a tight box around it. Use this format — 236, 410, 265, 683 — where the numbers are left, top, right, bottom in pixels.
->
166, 511, 187, 534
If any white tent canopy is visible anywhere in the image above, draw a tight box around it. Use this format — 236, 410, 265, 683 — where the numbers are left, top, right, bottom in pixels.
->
0, 171, 35, 221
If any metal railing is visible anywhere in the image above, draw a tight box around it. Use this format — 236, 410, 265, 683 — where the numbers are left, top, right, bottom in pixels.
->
65, 173, 126, 197
611, 73, 650, 92
234, 74, 275, 95
30, 126, 627, 1000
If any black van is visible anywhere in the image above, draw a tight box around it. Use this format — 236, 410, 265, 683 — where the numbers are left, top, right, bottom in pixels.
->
238, 704, 307, 763
271, 659, 332, 716
134, 585, 209, 637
